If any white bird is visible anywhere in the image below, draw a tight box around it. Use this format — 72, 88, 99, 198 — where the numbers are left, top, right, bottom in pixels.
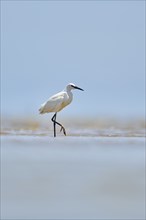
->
39, 83, 84, 137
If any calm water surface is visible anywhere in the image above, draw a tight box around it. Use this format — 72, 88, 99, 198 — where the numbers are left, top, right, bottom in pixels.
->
1, 120, 145, 219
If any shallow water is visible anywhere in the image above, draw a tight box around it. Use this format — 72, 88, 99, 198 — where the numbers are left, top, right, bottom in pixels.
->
1, 137, 145, 219
1, 119, 145, 219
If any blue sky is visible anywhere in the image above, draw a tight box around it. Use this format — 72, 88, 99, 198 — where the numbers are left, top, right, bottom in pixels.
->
1, 1, 145, 118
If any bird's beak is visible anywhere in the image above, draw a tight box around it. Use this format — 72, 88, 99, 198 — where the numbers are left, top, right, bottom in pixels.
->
74, 86, 84, 91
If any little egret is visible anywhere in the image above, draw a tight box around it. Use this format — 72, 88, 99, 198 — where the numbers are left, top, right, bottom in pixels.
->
39, 83, 84, 137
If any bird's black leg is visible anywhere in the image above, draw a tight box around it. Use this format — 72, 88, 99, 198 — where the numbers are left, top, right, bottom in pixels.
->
55, 120, 66, 136
51, 113, 66, 136
51, 113, 57, 137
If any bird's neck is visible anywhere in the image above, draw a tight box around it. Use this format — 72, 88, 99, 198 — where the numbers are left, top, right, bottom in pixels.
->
65, 88, 73, 98
65, 87, 72, 93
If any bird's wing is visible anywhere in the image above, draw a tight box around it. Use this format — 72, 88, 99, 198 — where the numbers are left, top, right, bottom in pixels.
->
39, 92, 66, 114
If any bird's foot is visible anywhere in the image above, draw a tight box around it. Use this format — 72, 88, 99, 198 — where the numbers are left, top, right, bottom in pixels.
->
60, 126, 66, 136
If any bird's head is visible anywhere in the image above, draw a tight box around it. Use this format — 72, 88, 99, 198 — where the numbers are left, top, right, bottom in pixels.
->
66, 83, 84, 92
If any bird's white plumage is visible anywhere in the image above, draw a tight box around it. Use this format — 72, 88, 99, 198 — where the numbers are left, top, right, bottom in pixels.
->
39, 90, 72, 114
39, 83, 82, 114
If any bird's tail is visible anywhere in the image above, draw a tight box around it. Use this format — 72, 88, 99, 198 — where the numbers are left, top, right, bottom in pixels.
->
39, 106, 45, 114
